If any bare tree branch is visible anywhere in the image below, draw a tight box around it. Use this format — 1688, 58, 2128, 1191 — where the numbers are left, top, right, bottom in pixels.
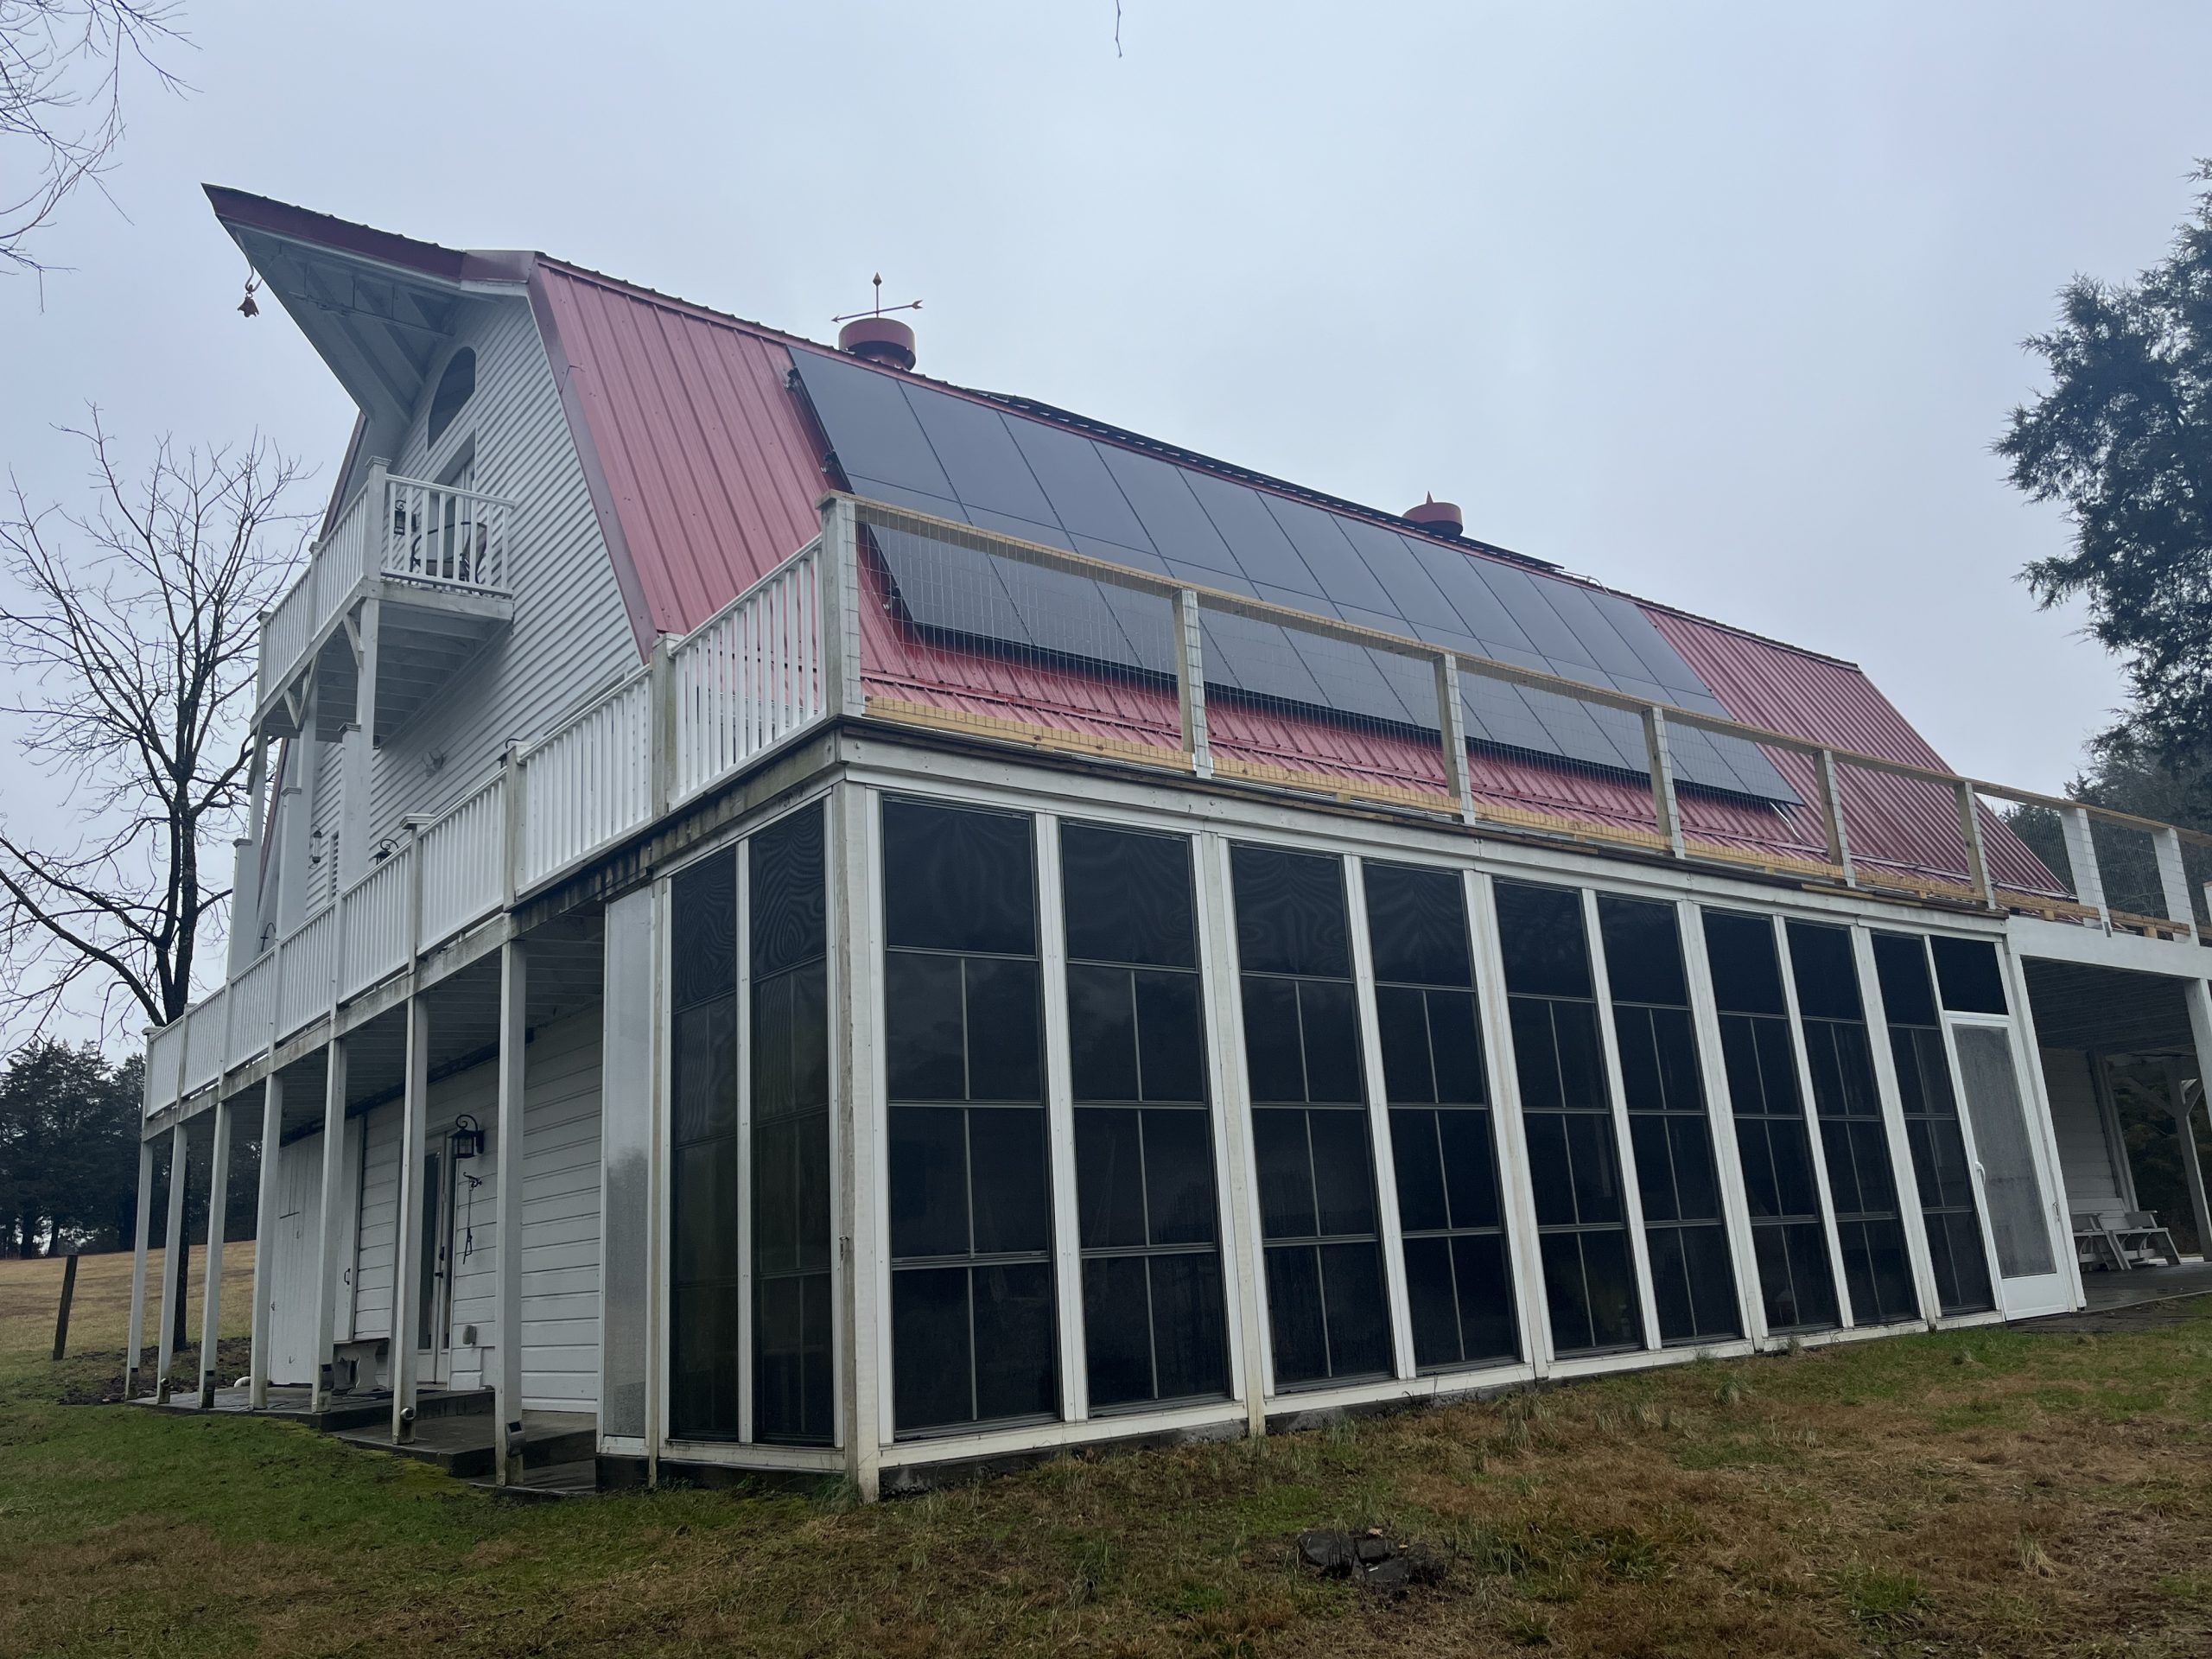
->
0, 413, 308, 1041
1, 1, 187, 276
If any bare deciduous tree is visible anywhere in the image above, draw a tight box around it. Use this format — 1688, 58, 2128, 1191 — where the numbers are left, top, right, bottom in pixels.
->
2, 0, 186, 274
0, 415, 307, 1039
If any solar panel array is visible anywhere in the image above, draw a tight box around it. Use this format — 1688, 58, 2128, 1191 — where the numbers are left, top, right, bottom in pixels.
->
791, 347, 1794, 802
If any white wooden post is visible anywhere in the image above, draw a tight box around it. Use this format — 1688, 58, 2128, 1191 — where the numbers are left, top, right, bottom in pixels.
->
648, 633, 676, 819
1955, 781, 1993, 906
1033, 815, 1090, 1420
197, 1096, 234, 1406
1850, 925, 1942, 1325
2153, 827, 2198, 943
501, 741, 525, 908
1675, 899, 1765, 1345
274, 729, 313, 937
155, 1120, 188, 1398
493, 938, 529, 1485
391, 997, 431, 1442
1436, 653, 1476, 824
1643, 706, 1687, 859
309, 1039, 349, 1413
340, 596, 381, 888
819, 495, 866, 721
124, 1134, 156, 1400
1817, 749, 1856, 887
1770, 918, 1854, 1328
1173, 588, 1212, 778
249, 1071, 283, 1409
1583, 886, 1663, 1351
2061, 806, 2108, 928
1200, 830, 1272, 1427
830, 783, 887, 1496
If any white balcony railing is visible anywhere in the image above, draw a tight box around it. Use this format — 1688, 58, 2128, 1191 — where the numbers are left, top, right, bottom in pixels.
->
149, 536, 831, 1116
258, 466, 518, 704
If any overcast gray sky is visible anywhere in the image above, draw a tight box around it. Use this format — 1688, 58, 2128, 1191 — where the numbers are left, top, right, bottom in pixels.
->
4, 1, 2208, 1028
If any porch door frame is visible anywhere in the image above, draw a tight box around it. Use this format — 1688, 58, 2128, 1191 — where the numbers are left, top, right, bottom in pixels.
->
1942, 1001, 2075, 1321
416, 1141, 458, 1386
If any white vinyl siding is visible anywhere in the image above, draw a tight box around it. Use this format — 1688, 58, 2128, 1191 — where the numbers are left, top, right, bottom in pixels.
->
364, 296, 640, 850
350, 1102, 402, 1339
521, 1006, 604, 1411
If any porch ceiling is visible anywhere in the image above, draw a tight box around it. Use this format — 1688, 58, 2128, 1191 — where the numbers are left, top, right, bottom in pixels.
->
2023, 957, 2202, 1058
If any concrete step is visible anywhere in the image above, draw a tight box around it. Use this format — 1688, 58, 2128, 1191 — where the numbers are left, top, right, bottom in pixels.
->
333, 1409, 595, 1481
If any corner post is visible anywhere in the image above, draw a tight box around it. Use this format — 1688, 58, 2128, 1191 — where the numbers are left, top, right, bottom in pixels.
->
197, 1096, 234, 1407
124, 1132, 156, 1400
2152, 827, 2198, 943
1817, 748, 1856, 887
310, 1039, 350, 1414
501, 740, 526, 908
2061, 806, 2109, 928
1955, 781, 1993, 906
248, 1071, 284, 1409
391, 997, 431, 1443
155, 1120, 188, 1399
818, 494, 866, 721
648, 632, 677, 818
830, 783, 885, 1498
1173, 588, 1212, 778
1643, 705, 1687, 859
1435, 653, 1476, 824
493, 938, 529, 1486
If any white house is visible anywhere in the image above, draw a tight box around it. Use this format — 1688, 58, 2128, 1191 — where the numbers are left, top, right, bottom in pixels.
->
127, 188, 2212, 1497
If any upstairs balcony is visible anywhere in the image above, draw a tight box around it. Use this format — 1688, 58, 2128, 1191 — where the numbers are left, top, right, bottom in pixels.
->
257, 465, 518, 741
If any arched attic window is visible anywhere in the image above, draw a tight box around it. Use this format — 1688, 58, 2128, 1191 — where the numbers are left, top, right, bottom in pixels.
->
427, 346, 476, 447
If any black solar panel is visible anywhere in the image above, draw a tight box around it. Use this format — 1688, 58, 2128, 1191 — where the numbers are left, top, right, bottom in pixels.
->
791, 347, 1797, 803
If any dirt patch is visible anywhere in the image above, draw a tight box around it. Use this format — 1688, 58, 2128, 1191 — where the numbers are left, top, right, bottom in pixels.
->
50, 1337, 252, 1406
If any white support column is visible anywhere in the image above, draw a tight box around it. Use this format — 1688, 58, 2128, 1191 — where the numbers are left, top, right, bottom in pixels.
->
1033, 815, 1090, 1419
832, 783, 887, 1495
2061, 806, 2109, 929
310, 1039, 350, 1413
1850, 926, 1942, 1325
155, 1121, 189, 1398
1342, 855, 1419, 1380
2153, 828, 2198, 943
1770, 918, 1854, 1327
1676, 899, 1765, 1345
493, 938, 529, 1484
647, 633, 676, 819
391, 997, 431, 1442
249, 1072, 284, 1409
1199, 830, 1272, 1427
197, 1096, 234, 1407
734, 842, 755, 1444
1173, 588, 1212, 779
1955, 782, 1993, 907
1435, 654, 1476, 825
1642, 707, 1687, 860
340, 598, 381, 889
1817, 749, 1856, 887
1466, 871, 1553, 1375
1582, 887, 1663, 1351
124, 1135, 156, 1400
819, 495, 866, 722
2163, 1057, 2211, 1260
230, 735, 270, 974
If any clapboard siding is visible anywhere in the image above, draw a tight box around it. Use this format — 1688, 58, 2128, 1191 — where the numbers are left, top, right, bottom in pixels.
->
268, 1129, 323, 1385
351, 1102, 401, 1339
365, 295, 640, 849
2043, 1046, 2131, 1216
521, 1007, 603, 1412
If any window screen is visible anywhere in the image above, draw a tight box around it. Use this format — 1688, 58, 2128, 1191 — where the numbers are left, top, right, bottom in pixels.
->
1062, 823, 1230, 1408
752, 805, 832, 1443
1495, 881, 1643, 1355
1365, 861, 1518, 1370
670, 851, 739, 1438
1931, 937, 2009, 1016
883, 800, 1058, 1433
1700, 909, 1839, 1333
1786, 922, 1917, 1327
1872, 932, 1993, 1315
1597, 895, 1739, 1344
1231, 844, 1393, 1387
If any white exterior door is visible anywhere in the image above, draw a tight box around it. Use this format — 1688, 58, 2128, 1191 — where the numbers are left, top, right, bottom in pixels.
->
415, 1147, 456, 1387
1948, 1017, 2074, 1318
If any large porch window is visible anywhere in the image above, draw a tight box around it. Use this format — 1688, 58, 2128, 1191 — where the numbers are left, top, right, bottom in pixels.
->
1703, 910, 1839, 1333
1599, 895, 1740, 1344
883, 800, 1058, 1434
669, 852, 739, 1438
1496, 880, 1643, 1356
1232, 844, 1393, 1388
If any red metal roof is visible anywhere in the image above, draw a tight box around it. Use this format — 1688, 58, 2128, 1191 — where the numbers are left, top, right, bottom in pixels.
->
207, 188, 2062, 898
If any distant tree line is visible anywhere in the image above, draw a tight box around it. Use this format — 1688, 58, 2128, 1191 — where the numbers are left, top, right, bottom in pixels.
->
0, 1039, 255, 1255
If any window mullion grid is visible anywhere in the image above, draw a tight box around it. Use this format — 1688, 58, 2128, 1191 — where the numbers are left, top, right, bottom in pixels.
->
1344, 855, 1417, 1382
1034, 813, 1088, 1423
1676, 899, 1766, 1346
1850, 925, 1942, 1324
1466, 871, 1548, 1374
1771, 917, 1854, 1329
1581, 887, 1660, 1353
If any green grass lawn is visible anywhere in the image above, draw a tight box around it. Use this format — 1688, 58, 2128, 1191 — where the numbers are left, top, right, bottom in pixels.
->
5, 1251, 2212, 1656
